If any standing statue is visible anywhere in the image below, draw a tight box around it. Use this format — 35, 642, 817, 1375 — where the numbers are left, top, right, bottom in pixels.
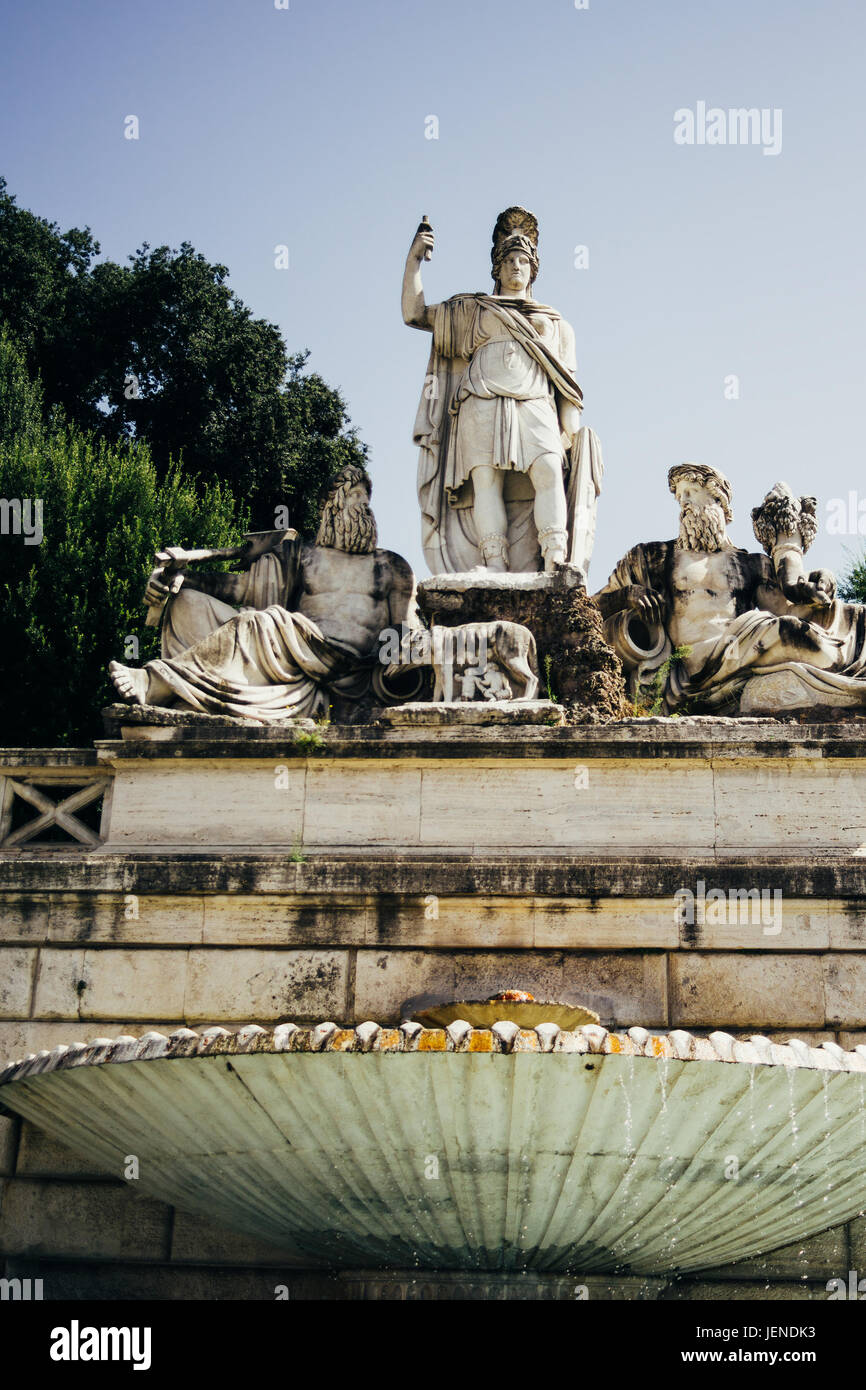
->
595, 464, 866, 715
404, 208, 603, 576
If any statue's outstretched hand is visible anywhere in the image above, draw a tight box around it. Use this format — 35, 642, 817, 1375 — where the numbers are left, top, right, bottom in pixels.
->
627, 585, 666, 626
144, 560, 185, 607
785, 570, 836, 608
809, 569, 837, 604
144, 565, 170, 607
409, 227, 434, 264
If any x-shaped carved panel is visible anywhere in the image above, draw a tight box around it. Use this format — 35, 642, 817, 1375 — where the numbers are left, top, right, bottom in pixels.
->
0, 778, 107, 848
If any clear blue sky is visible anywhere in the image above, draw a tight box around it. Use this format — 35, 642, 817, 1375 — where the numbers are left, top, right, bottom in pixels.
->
2, 0, 865, 584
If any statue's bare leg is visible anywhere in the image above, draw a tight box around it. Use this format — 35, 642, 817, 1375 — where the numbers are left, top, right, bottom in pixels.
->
109, 660, 174, 706
530, 453, 569, 571
471, 465, 509, 571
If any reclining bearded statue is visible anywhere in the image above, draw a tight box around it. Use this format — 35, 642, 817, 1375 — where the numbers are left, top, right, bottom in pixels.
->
595, 463, 866, 716
109, 465, 422, 722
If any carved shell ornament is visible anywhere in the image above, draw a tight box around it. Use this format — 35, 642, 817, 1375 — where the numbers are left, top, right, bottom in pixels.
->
413, 990, 601, 1030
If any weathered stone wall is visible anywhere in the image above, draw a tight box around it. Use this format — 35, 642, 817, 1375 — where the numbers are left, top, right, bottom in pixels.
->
3, 878, 866, 1039
2, 720, 865, 1298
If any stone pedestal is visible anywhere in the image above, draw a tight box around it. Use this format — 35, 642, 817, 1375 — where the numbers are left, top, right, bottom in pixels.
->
418, 565, 627, 720
375, 700, 564, 727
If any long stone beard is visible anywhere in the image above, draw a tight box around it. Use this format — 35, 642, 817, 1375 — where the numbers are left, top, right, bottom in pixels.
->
677, 502, 728, 553
318, 501, 378, 554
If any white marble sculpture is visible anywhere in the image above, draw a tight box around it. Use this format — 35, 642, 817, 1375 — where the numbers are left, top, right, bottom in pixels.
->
109, 466, 422, 722
403, 208, 603, 576
109, 466, 541, 721
595, 464, 866, 714
390, 621, 539, 704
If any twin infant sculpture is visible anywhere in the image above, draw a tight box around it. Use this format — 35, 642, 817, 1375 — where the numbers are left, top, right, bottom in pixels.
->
110, 206, 866, 722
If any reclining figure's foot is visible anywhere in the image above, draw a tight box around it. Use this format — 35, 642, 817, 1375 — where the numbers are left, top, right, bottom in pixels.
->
109, 661, 149, 705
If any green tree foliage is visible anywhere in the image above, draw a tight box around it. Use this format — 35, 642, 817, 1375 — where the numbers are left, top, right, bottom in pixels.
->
838, 550, 866, 604
0, 326, 44, 444
0, 179, 98, 417
0, 178, 367, 530
0, 333, 246, 745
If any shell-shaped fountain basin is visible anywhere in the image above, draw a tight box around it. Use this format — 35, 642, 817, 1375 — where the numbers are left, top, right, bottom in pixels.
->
2, 1021, 866, 1276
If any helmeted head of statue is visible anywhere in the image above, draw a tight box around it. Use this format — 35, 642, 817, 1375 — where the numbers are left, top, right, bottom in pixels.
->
491, 207, 539, 296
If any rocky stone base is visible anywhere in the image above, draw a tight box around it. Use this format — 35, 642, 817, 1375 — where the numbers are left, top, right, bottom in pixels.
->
419, 565, 627, 722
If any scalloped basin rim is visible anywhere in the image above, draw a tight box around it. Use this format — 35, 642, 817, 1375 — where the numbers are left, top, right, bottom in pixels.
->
2, 1021, 866, 1086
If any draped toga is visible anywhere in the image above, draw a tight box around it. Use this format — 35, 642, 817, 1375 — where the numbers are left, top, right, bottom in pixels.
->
145, 541, 375, 722
413, 293, 595, 574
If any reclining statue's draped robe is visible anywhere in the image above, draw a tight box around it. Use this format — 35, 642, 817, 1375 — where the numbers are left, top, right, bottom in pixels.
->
149, 542, 373, 722
413, 293, 599, 574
